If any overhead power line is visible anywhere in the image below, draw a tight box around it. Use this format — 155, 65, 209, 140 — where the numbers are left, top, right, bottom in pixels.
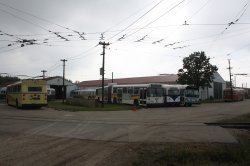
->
125, 0, 186, 39
0, 1, 87, 39
107, 0, 164, 41
0, 7, 49, 32
221, 0, 250, 34
103, 0, 158, 33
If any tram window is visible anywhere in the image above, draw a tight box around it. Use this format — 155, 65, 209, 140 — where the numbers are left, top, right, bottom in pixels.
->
134, 87, 139, 94
123, 87, 127, 94
128, 87, 133, 94
113, 87, 117, 93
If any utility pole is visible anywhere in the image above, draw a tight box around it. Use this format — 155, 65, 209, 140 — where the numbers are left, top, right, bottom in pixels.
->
227, 59, 233, 101
61, 59, 67, 103
41, 70, 47, 79
112, 72, 114, 83
99, 41, 110, 107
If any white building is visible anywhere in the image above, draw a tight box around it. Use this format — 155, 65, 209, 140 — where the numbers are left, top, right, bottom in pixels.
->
46, 77, 77, 99
199, 72, 226, 100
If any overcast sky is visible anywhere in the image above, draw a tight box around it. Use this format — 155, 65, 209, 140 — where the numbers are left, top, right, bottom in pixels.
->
0, 0, 250, 87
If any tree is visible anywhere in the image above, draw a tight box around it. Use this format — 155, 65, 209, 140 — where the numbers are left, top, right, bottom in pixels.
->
177, 51, 218, 89
0, 75, 20, 85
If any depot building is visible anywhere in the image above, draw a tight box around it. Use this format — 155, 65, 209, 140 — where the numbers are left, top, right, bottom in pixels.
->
77, 73, 226, 100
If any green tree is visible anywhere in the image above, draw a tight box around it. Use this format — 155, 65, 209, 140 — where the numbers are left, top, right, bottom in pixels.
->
177, 51, 218, 89
0, 75, 20, 85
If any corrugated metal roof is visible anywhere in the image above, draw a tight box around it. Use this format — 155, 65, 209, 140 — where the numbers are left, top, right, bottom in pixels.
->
78, 74, 178, 88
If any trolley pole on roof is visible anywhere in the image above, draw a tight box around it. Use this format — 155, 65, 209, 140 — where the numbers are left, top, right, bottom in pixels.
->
227, 59, 233, 101
99, 41, 110, 108
61, 59, 67, 103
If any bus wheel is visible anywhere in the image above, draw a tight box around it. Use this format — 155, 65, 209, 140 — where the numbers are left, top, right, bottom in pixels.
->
113, 98, 117, 104
16, 99, 19, 108
188, 103, 192, 107
133, 99, 139, 106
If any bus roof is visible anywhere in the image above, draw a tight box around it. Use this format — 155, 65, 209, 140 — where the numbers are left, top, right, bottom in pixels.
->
7, 79, 47, 87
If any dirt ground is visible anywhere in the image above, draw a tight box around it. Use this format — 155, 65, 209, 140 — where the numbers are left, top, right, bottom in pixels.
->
1, 130, 249, 166
1, 100, 250, 165
0, 131, 129, 166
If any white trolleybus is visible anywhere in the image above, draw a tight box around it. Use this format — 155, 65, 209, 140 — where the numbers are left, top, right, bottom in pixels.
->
176, 85, 200, 106
71, 89, 96, 99
96, 83, 165, 107
162, 84, 180, 106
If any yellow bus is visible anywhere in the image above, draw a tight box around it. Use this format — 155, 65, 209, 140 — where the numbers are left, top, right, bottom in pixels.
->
6, 79, 48, 108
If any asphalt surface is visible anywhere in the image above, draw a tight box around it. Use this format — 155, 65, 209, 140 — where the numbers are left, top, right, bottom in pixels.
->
1, 100, 250, 143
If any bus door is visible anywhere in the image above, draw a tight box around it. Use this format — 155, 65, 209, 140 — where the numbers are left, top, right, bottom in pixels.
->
139, 88, 147, 105
117, 88, 122, 103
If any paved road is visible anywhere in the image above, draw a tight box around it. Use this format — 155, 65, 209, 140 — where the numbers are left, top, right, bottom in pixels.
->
1, 100, 250, 143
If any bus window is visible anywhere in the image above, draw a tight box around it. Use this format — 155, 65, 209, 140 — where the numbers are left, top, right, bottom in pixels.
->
28, 87, 42, 92
134, 87, 139, 95
123, 87, 127, 94
113, 87, 117, 93
168, 88, 179, 95
17, 85, 21, 92
156, 88, 164, 96
128, 87, 133, 94
147, 87, 164, 97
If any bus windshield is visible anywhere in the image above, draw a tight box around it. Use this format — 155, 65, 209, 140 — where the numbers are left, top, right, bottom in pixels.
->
185, 89, 199, 97
147, 87, 164, 97
168, 88, 179, 95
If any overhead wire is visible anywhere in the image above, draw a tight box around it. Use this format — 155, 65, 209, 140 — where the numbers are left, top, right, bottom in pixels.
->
103, 0, 158, 33
124, 0, 186, 39
0, 7, 49, 32
221, 0, 250, 34
126, 0, 192, 43
107, 0, 164, 41
150, 0, 211, 46
0, 1, 87, 39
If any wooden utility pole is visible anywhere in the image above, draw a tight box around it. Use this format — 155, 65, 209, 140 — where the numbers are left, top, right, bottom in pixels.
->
112, 72, 114, 83
41, 70, 47, 79
61, 59, 67, 103
99, 41, 110, 107
227, 59, 233, 101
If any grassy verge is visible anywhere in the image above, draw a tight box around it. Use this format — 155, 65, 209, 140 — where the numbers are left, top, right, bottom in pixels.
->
130, 137, 250, 166
217, 113, 250, 123
201, 99, 224, 103
129, 112, 250, 166
48, 100, 139, 111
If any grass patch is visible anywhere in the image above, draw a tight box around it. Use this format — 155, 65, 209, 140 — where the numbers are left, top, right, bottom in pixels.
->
201, 99, 224, 104
48, 100, 139, 111
131, 133, 250, 166
217, 113, 250, 123
129, 110, 250, 166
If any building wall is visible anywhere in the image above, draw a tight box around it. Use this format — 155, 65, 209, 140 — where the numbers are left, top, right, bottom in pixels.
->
199, 79, 226, 100
47, 77, 77, 98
